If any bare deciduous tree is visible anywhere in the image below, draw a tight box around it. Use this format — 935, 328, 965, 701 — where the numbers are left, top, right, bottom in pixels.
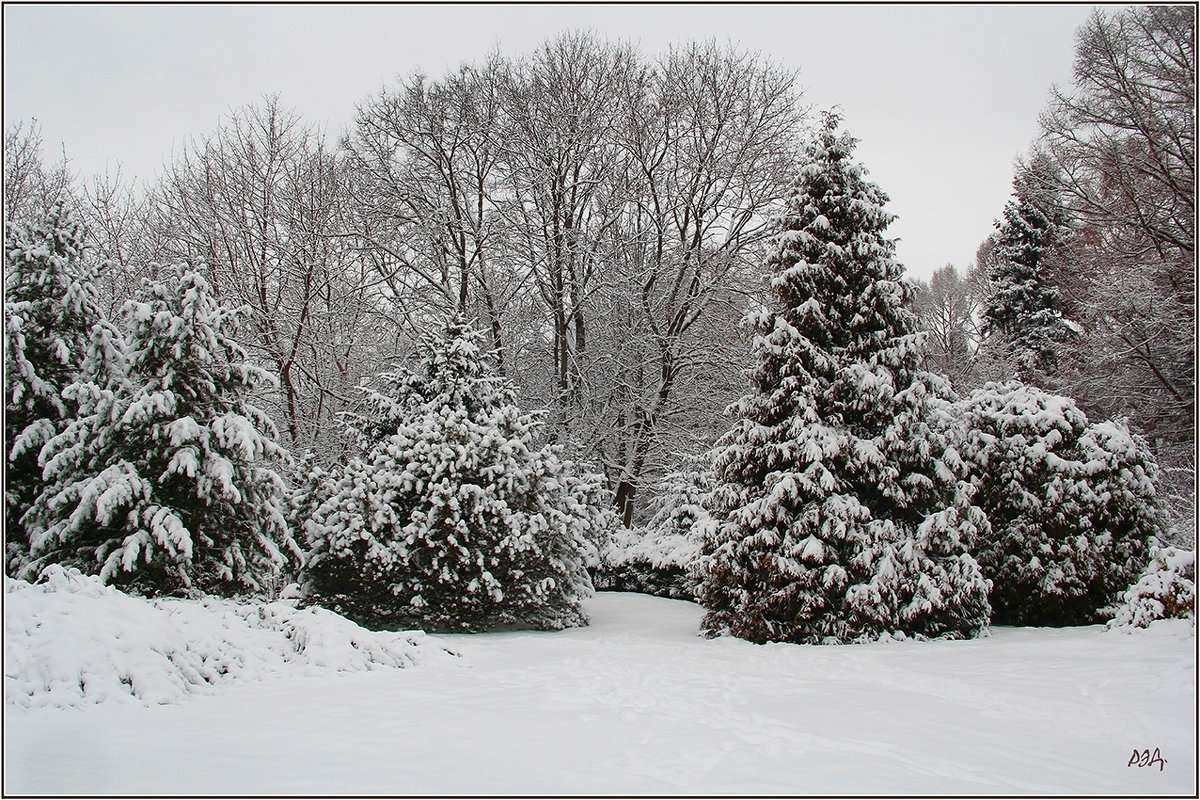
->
150, 96, 384, 458
601, 41, 805, 525
1032, 6, 1194, 444
1023, 6, 1195, 543
344, 34, 807, 522
345, 55, 517, 360
912, 263, 987, 391
495, 33, 639, 430
4, 120, 74, 226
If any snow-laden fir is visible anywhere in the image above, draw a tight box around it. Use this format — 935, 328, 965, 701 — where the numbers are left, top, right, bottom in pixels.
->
695, 111, 990, 644
17, 264, 300, 595
981, 161, 1078, 379
4, 204, 116, 575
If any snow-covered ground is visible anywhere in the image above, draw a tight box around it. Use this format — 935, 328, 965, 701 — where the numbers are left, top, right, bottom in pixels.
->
5, 582, 1195, 795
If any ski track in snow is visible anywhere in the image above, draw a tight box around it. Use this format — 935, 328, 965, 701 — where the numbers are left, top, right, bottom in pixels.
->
5, 591, 1195, 795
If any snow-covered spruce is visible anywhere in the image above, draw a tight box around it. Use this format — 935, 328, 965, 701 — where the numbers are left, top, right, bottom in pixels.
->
957, 382, 1163, 626
1108, 545, 1195, 629
301, 316, 611, 633
696, 111, 991, 645
4, 204, 119, 575
595, 454, 713, 600
5, 566, 451, 709
23, 265, 301, 596
981, 165, 1077, 380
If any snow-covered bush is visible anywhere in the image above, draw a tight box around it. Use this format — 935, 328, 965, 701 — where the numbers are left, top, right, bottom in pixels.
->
4, 204, 115, 575
286, 452, 335, 548
646, 454, 715, 543
23, 265, 301, 597
5, 566, 451, 709
594, 455, 712, 599
696, 112, 990, 645
958, 382, 1163, 625
1108, 546, 1194, 629
301, 316, 610, 632
595, 526, 701, 600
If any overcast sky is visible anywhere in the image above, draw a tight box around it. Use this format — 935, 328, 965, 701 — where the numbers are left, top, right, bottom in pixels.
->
4, 3, 1106, 280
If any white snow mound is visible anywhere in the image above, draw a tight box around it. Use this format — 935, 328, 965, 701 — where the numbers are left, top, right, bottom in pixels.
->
5, 566, 456, 709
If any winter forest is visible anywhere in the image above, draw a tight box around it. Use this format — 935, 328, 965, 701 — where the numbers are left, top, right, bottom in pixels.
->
4, 6, 1197, 794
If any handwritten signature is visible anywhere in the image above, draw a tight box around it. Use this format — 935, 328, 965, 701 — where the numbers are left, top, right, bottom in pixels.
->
1128, 748, 1167, 772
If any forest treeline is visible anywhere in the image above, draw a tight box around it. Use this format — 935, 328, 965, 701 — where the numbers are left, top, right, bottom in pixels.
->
9, 35, 808, 529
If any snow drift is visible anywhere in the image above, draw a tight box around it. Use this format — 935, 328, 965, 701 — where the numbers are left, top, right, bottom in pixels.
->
5, 591, 1195, 795
4, 566, 455, 709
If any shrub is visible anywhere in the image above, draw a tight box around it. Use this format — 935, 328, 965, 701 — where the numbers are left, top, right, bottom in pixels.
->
1108, 545, 1195, 629
958, 382, 1164, 625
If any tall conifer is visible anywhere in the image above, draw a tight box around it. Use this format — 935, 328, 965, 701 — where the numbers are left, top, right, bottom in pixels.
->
697, 112, 990, 644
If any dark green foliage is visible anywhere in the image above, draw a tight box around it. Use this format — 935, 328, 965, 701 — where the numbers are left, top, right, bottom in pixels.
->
958, 382, 1164, 625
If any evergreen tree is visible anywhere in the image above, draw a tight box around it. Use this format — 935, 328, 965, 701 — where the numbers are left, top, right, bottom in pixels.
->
696, 111, 990, 645
958, 382, 1163, 625
982, 167, 1077, 379
4, 204, 113, 574
25, 264, 300, 596
301, 316, 609, 632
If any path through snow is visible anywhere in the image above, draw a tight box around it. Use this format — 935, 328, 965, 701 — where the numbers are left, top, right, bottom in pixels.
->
5, 591, 1195, 794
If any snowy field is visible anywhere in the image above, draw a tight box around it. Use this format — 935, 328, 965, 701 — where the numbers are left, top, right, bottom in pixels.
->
5, 581, 1196, 795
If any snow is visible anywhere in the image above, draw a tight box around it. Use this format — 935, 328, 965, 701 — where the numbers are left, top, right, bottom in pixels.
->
4, 585, 1194, 795
4, 567, 452, 710
602, 525, 699, 573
